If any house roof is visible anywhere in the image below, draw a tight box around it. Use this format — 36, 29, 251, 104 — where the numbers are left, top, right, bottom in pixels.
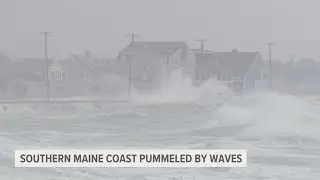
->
71, 54, 94, 72
0, 58, 54, 74
0, 58, 55, 82
189, 49, 214, 53
119, 41, 188, 59
195, 53, 215, 63
195, 50, 260, 76
213, 51, 260, 75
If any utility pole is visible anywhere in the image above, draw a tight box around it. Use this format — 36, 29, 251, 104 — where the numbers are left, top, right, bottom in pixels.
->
195, 39, 209, 83
195, 39, 208, 53
290, 54, 295, 88
125, 33, 138, 46
265, 42, 276, 89
39, 31, 54, 101
124, 33, 139, 98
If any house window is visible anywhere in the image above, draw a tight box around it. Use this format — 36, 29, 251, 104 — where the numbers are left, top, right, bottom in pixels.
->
57, 72, 63, 81
166, 56, 170, 65
56, 72, 60, 80
220, 69, 233, 81
220, 72, 226, 81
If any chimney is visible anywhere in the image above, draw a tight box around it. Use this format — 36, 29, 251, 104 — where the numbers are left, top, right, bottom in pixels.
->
232, 49, 238, 53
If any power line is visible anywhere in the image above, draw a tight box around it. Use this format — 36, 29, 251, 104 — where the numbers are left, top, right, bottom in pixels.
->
39, 31, 54, 101
265, 42, 276, 89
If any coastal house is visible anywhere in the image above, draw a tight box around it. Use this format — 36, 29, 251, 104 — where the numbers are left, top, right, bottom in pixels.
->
195, 49, 268, 91
56, 51, 121, 97
184, 49, 214, 79
0, 50, 120, 99
193, 51, 216, 85
0, 58, 53, 99
115, 41, 188, 89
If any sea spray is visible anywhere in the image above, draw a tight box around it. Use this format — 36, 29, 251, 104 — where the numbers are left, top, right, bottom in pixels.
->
211, 91, 320, 139
131, 69, 233, 104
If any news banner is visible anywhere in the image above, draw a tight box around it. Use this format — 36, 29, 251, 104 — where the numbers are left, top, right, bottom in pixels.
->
15, 150, 247, 168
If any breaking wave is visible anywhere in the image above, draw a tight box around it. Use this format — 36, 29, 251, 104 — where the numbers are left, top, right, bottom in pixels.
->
1, 68, 320, 179
130, 69, 233, 105
209, 91, 320, 140
1, 69, 319, 141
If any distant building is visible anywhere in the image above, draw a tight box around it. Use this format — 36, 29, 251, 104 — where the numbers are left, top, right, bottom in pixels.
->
184, 49, 214, 79
0, 58, 53, 99
195, 49, 268, 91
115, 41, 188, 89
0, 51, 120, 99
56, 51, 120, 97
194, 51, 216, 84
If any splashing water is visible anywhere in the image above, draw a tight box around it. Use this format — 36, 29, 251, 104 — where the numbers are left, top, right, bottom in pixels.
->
211, 91, 320, 139
131, 69, 233, 104
2, 69, 320, 179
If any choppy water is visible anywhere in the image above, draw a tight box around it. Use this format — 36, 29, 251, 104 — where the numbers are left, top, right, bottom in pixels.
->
1, 72, 320, 179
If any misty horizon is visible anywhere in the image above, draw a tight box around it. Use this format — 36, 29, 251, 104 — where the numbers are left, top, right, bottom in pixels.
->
1, 0, 320, 61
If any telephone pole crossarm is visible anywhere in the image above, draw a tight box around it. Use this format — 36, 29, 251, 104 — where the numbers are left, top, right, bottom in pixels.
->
125, 33, 139, 46
195, 39, 209, 53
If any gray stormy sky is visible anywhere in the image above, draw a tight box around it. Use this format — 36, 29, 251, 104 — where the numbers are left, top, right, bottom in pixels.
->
1, 0, 320, 61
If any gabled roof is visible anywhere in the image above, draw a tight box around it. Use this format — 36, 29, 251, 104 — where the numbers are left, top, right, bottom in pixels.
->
0, 58, 54, 82
195, 50, 261, 76
119, 41, 188, 59
69, 54, 97, 74
189, 49, 214, 54
213, 50, 260, 75
195, 53, 215, 63
5, 58, 54, 74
